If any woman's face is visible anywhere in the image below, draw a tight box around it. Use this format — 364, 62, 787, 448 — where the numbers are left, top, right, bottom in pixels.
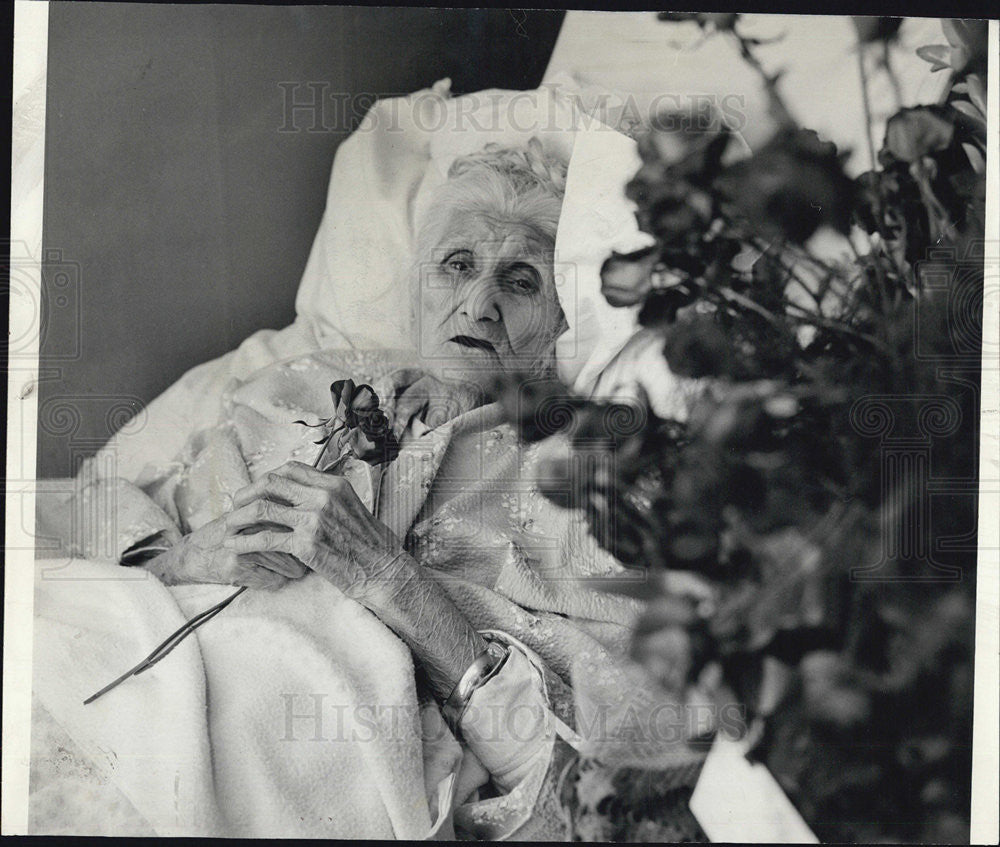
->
417, 206, 565, 385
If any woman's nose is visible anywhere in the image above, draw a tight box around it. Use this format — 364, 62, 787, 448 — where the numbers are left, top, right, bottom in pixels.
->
457, 274, 502, 323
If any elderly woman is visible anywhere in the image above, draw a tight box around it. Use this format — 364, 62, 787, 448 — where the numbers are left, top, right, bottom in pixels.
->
32, 140, 701, 840
145, 144, 572, 680
151, 142, 581, 831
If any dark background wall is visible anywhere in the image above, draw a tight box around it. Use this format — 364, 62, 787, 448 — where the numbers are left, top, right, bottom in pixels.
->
38, 3, 564, 478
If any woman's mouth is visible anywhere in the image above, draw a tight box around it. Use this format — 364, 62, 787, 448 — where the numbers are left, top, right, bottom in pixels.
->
448, 335, 498, 355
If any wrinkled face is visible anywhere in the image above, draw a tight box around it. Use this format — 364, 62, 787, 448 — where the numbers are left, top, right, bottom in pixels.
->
417, 207, 565, 386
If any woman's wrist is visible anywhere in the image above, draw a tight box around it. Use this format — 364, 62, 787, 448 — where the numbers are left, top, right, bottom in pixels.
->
142, 545, 184, 585
373, 554, 486, 699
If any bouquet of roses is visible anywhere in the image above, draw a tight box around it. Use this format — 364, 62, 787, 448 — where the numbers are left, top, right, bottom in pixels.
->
498, 16, 985, 843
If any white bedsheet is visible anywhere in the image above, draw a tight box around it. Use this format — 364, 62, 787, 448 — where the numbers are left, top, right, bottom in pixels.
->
31, 554, 439, 838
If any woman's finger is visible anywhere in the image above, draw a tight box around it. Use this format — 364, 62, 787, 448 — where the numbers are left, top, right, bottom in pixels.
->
223, 528, 296, 556
386, 367, 426, 394
240, 551, 308, 580
232, 471, 324, 510
233, 561, 289, 591
393, 393, 429, 436
225, 499, 304, 532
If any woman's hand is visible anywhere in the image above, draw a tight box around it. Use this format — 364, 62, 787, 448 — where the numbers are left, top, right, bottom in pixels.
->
222, 461, 411, 612
222, 461, 485, 697
146, 514, 307, 589
390, 372, 483, 437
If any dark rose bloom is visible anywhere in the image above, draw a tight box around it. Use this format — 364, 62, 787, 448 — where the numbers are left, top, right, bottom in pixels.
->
883, 106, 954, 163
330, 379, 379, 428
634, 125, 732, 187
714, 129, 855, 244
853, 165, 932, 264
662, 314, 733, 378
600, 245, 659, 307
637, 286, 697, 329
296, 378, 398, 467
356, 407, 390, 440
649, 196, 705, 245
493, 374, 580, 442
626, 128, 726, 253
917, 19, 988, 76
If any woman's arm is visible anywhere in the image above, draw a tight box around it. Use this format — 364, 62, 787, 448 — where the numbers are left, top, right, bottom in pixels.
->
220, 458, 583, 836
369, 559, 487, 699
221, 461, 485, 698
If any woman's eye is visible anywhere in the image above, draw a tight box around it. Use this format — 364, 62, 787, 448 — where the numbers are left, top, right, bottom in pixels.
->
503, 263, 541, 294
507, 274, 540, 294
443, 253, 474, 275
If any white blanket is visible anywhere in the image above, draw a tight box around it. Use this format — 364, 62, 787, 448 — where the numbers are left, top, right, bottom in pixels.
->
31, 555, 448, 838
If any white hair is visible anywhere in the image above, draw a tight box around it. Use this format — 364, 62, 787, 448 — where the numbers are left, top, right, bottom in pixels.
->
415, 138, 568, 258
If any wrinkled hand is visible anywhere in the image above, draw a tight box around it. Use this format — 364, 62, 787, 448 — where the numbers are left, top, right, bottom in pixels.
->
149, 514, 307, 589
391, 372, 484, 437
222, 461, 414, 612
225, 460, 488, 698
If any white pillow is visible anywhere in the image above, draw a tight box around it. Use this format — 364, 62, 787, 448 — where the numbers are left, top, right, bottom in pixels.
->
551, 121, 648, 391
552, 120, 699, 420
